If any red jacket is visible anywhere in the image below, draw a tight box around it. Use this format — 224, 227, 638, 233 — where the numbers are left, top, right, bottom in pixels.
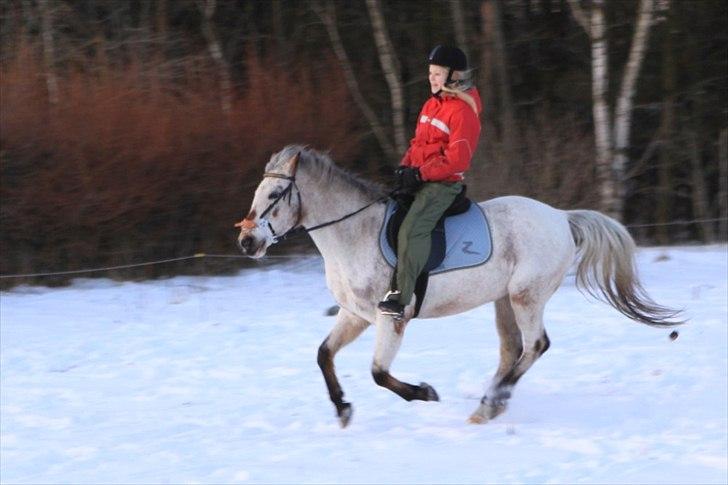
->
400, 88, 482, 182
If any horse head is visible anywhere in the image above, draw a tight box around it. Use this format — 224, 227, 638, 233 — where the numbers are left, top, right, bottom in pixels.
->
236, 151, 302, 258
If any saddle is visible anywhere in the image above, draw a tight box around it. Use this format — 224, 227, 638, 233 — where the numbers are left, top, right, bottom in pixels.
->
379, 186, 492, 318
385, 186, 471, 271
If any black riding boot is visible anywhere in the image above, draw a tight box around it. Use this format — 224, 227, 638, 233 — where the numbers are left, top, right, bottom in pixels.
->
377, 290, 404, 320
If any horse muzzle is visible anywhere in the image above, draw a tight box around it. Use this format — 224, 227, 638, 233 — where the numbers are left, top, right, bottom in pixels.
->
238, 235, 255, 253
235, 219, 272, 258
238, 234, 270, 258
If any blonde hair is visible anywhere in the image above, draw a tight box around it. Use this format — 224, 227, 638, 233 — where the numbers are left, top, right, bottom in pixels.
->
441, 70, 478, 114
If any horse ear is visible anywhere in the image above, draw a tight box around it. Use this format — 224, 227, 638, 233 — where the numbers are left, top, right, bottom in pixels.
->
287, 151, 300, 174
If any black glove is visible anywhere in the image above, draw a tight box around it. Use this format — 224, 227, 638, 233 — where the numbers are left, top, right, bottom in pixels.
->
394, 166, 422, 192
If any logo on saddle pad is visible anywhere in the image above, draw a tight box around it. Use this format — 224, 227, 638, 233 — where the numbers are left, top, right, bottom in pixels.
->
379, 199, 492, 274
462, 241, 479, 255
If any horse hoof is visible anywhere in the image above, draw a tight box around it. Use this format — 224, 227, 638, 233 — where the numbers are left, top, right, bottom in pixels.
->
337, 403, 353, 428
419, 382, 440, 401
468, 400, 506, 424
468, 413, 487, 425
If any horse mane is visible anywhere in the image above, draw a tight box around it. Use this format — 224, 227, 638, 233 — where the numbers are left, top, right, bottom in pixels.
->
266, 145, 387, 199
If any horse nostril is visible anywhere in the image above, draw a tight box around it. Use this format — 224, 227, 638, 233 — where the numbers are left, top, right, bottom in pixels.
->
239, 236, 254, 253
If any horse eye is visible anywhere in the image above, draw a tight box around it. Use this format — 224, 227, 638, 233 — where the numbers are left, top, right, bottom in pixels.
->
268, 192, 280, 200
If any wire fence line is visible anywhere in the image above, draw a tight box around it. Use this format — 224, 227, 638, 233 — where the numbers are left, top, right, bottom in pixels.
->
0, 253, 312, 279
625, 217, 727, 228
1, 217, 726, 280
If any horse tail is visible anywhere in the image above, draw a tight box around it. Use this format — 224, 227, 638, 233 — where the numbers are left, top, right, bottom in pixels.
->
566, 210, 683, 327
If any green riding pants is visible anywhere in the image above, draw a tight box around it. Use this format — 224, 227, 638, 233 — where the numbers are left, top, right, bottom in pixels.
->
396, 181, 463, 305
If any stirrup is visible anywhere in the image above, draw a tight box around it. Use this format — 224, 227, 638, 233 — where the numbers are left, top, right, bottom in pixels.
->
377, 300, 404, 320
378, 290, 404, 320
381, 290, 401, 302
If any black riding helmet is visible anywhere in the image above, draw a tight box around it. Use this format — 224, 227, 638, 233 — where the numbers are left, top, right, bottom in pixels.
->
428, 45, 467, 88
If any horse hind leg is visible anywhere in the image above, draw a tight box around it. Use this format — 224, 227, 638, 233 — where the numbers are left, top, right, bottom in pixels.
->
318, 308, 370, 427
469, 296, 522, 423
371, 313, 440, 402
469, 291, 550, 424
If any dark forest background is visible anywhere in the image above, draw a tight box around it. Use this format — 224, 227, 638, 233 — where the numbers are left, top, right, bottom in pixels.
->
1, 0, 726, 286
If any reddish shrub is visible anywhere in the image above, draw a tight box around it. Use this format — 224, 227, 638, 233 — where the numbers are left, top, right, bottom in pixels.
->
0, 41, 358, 284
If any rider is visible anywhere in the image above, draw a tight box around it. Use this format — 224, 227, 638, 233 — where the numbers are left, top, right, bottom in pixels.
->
378, 45, 483, 319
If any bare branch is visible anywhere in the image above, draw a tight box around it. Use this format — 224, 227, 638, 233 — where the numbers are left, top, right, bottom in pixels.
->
483, 0, 520, 173
588, 0, 619, 217
365, 0, 407, 155
567, 0, 590, 33
614, 0, 655, 177
311, 0, 396, 159
197, 0, 232, 113
451, 0, 469, 58
688, 129, 714, 242
38, 0, 59, 105
718, 129, 728, 239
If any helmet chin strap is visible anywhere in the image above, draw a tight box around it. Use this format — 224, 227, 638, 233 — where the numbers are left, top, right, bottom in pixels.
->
433, 68, 456, 97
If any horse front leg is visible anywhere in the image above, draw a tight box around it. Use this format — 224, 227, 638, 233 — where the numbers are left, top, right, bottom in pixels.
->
318, 308, 370, 428
371, 314, 440, 402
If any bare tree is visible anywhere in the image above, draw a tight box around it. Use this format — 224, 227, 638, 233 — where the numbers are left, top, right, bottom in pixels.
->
271, 0, 289, 65
197, 0, 232, 114
156, 0, 167, 39
719, 129, 728, 240
478, 1, 496, 139
614, 0, 655, 209
38, 0, 59, 106
688, 131, 714, 242
311, 0, 397, 160
568, 0, 656, 220
451, 0, 470, 58
481, 0, 519, 175
655, 1, 675, 244
365, 0, 407, 155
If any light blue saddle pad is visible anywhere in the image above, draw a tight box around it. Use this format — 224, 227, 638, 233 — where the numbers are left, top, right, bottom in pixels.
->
379, 199, 493, 275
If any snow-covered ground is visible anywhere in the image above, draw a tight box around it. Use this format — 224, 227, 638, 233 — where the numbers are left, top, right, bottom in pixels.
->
1, 246, 726, 484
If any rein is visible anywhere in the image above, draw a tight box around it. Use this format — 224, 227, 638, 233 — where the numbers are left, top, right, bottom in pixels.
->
238, 171, 388, 244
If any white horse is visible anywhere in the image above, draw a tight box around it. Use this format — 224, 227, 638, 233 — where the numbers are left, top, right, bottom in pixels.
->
236, 145, 681, 427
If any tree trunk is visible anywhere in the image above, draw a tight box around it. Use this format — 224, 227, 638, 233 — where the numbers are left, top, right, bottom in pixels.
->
718, 128, 728, 240
589, 0, 617, 218
487, 0, 519, 175
156, 0, 167, 39
271, 0, 289, 66
656, 0, 674, 244
688, 130, 714, 242
153, 0, 168, 90
38, 0, 59, 106
569, 0, 656, 221
365, 0, 407, 156
243, 0, 260, 49
479, 1, 497, 139
613, 0, 655, 219
198, 0, 232, 114
311, 0, 396, 160
451, 0, 470, 58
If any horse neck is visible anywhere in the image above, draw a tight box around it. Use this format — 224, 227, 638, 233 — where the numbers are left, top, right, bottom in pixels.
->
297, 171, 384, 262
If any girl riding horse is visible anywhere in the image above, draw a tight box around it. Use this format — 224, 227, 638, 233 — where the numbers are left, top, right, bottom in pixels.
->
378, 45, 482, 320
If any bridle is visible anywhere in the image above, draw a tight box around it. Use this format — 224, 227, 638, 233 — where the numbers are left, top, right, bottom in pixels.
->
255, 171, 304, 243
237, 169, 388, 244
